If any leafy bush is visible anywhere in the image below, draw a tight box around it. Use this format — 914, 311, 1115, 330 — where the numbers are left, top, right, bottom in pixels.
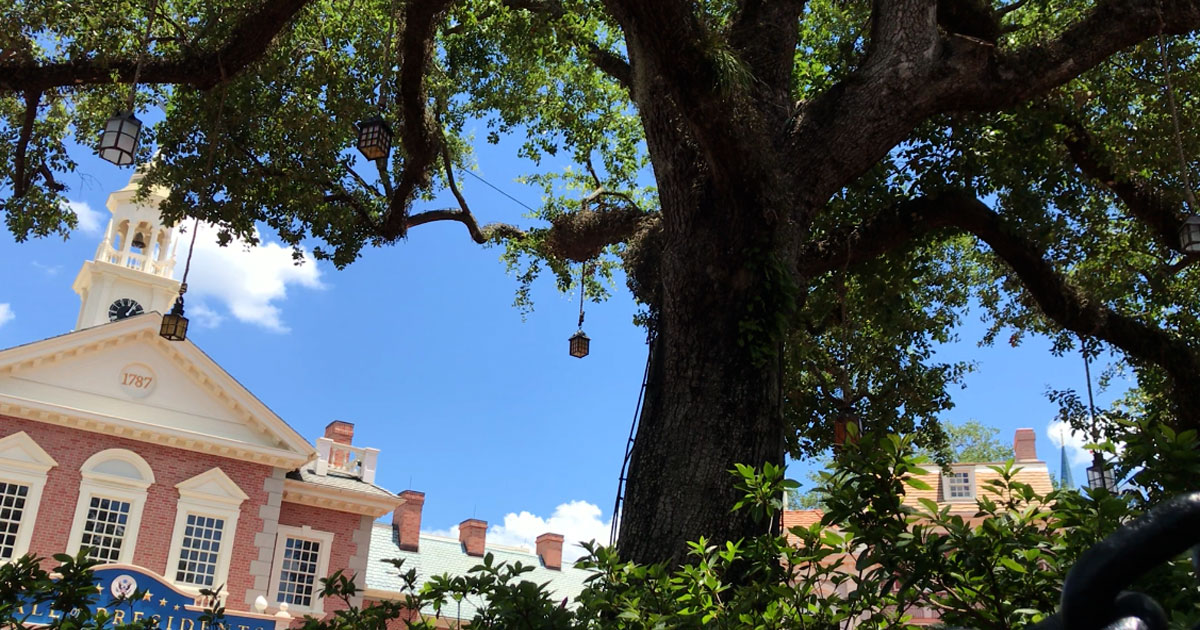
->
5, 423, 1197, 630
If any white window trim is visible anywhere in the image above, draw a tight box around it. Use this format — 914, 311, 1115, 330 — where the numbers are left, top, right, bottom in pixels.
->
942, 467, 976, 502
269, 525, 334, 615
66, 449, 154, 565
0, 432, 58, 562
165, 468, 248, 594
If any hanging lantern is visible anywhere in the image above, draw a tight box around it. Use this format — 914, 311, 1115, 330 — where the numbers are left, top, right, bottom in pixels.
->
355, 117, 393, 161
98, 112, 142, 166
569, 330, 590, 358
159, 297, 189, 341
131, 231, 148, 250
1180, 215, 1200, 254
1086, 452, 1117, 491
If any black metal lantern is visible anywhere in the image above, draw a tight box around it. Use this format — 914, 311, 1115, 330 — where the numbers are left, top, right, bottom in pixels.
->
569, 330, 590, 358
356, 117, 393, 161
1180, 215, 1200, 254
99, 112, 142, 166
159, 297, 189, 341
1086, 452, 1117, 491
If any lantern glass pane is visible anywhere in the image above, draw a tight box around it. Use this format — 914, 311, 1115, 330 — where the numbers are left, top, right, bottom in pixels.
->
356, 119, 392, 161
569, 332, 589, 358
1181, 217, 1200, 253
99, 113, 142, 166
160, 314, 189, 341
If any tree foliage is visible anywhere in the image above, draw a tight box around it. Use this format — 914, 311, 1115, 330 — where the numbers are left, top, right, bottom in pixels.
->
6, 0, 1200, 563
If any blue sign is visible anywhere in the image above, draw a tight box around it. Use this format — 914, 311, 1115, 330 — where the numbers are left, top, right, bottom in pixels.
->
18, 565, 283, 630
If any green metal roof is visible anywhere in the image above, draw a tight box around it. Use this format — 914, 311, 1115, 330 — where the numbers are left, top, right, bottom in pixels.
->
364, 523, 594, 619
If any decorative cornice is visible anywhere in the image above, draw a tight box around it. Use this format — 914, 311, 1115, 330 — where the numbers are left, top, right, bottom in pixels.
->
282, 479, 399, 517
0, 316, 317, 463
0, 397, 309, 470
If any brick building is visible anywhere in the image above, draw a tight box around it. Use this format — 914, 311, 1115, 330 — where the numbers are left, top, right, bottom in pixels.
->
783, 428, 1054, 625
0, 170, 588, 628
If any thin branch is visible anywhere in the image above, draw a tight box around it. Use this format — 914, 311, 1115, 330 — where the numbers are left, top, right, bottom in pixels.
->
501, 0, 632, 89
1063, 119, 1186, 254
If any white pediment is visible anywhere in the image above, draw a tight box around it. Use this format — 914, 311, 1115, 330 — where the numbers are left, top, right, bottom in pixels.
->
0, 316, 315, 469
177, 467, 250, 505
0, 431, 58, 473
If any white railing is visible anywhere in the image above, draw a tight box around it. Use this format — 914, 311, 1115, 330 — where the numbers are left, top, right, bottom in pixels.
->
314, 437, 380, 484
95, 244, 176, 278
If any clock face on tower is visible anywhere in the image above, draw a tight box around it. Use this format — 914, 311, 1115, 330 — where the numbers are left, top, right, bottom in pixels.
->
108, 298, 144, 322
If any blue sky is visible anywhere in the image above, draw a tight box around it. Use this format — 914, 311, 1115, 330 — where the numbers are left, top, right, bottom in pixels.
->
0, 130, 1126, 560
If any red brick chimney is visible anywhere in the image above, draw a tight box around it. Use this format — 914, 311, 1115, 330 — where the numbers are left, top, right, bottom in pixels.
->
1014, 428, 1038, 461
459, 519, 487, 556
324, 420, 355, 444
536, 533, 564, 570
393, 490, 424, 552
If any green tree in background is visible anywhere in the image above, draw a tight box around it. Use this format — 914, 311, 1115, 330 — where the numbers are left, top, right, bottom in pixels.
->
5, 0, 1200, 564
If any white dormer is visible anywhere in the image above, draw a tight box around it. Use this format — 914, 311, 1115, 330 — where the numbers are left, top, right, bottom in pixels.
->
72, 167, 182, 330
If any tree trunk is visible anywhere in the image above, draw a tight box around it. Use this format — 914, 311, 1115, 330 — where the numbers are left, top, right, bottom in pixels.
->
614, 85, 795, 564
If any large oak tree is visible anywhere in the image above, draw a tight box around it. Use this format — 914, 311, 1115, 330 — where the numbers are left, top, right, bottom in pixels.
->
4, 0, 1200, 564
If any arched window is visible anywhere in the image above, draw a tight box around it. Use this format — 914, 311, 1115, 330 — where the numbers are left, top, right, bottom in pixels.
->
166, 468, 248, 592
66, 449, 154, 564
0, 432, 57, 562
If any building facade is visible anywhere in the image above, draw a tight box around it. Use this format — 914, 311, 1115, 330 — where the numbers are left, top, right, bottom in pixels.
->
0, 170, 586, 628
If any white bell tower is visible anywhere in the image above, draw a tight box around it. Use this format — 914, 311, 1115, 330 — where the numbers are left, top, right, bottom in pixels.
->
72, 168, 182, 330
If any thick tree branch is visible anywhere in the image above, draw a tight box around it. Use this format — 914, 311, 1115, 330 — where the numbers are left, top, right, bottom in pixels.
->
1063, 120, 1187, 254
0, 0, 314, 91
950, 0, 1200, 110
728, 0, 805, 92
380, 0, 456, 238
12, 89, 41, 198
790, 0, 1200, 212
801, 192, 1200, 429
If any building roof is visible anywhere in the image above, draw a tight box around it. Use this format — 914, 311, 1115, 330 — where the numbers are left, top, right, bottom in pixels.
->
364, 524, 594, 619
0, 314, 317, 469
288, 466, 397, 499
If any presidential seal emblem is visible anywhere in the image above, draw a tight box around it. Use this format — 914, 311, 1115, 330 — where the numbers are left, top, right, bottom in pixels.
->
110, 575, 138, 598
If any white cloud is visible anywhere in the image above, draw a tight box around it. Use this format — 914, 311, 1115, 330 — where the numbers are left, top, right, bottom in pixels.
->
31, 261, 62, 276
1046, 420, 1124, 466
179, 224, 324, 333
64, 200, 106, 235
1047, 421, 1093, 466
425, 501, 613, 563
188, 303, 225, 329
0, 304, 13, 328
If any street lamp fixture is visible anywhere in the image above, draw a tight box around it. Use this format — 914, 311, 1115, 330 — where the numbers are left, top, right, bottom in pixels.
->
356, 117, 393, 161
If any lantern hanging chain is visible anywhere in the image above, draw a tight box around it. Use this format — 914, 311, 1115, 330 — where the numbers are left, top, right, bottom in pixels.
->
176, 83, 227, 303
1156, 25, 1198, 214
126, 0, 161, 112
1082, 343, 1100, 445
577, 262, 587, 329
178, 217, 200, 298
